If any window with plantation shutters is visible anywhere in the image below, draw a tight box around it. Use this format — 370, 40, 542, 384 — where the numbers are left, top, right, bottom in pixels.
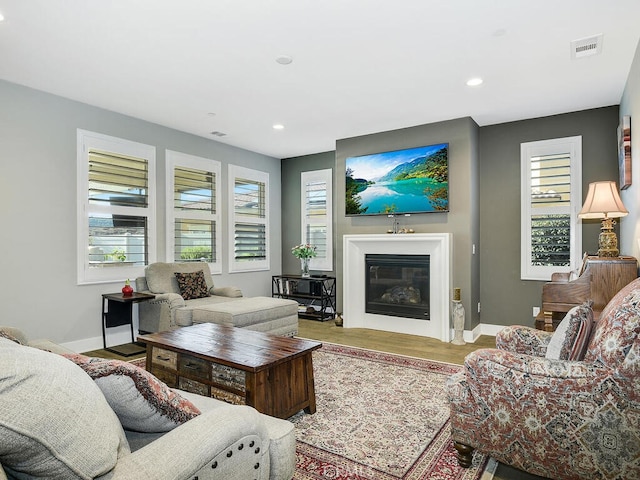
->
301, 169, 333, 271
228, 165, 269, 272
166, 151, 221, 273
77, 130, 156, 284
521, 136, 582, 280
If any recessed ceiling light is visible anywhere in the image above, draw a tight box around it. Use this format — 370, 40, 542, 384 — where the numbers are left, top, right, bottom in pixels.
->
466, 77, 483, 87
0, 12, 5, 21
275, 55, 293, 65
273, 124, 285, 130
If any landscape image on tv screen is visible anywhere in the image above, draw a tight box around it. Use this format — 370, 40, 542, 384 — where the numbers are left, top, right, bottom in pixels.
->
345, 143, 448, 216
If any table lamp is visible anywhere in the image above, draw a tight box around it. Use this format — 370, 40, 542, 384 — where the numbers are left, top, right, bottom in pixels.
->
578, 181, 628, 257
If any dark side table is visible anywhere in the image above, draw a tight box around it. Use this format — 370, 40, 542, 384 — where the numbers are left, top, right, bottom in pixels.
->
101, 292, 155, 356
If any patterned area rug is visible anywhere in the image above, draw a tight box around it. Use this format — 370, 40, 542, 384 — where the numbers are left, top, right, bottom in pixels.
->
291, 343, 490, 480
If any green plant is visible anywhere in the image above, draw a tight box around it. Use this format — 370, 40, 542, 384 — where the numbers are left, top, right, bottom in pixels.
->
180, 246, 213, 261
107, 248, 126, 261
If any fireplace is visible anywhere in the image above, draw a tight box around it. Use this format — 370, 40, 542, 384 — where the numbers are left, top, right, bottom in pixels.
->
343, 233, 451, 341
365, 254, 430, 320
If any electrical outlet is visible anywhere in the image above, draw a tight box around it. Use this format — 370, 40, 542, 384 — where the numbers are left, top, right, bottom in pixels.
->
477, 302, 481, 314
533, 306, 540, 317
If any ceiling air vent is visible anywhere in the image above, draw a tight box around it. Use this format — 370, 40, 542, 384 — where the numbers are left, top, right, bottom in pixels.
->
571, 34, 603, 60
210, 131, 227, 137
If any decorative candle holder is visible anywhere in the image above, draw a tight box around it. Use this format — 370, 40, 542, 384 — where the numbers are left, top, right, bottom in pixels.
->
451, 287, 466, 345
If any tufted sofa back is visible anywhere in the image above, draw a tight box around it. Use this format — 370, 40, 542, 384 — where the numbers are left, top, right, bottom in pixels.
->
583, 276, 640, 369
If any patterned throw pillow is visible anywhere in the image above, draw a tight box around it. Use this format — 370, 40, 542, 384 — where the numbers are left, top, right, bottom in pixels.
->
0, 330, 22, 344
545, 303, 594, 361
63, 353, 200, 432
174, 270, 210, 300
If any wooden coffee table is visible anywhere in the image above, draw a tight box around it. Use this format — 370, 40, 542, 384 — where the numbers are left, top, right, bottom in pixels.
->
137, 323, 322, 419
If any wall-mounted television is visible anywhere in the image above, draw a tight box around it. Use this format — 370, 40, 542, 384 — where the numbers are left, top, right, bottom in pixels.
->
345, 143, 448, 216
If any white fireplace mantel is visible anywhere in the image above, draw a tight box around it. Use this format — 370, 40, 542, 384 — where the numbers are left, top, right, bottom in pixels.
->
343, 233, 452, 341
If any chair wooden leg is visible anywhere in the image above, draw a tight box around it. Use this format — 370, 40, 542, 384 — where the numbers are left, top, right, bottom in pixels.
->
453, 441, 474, 468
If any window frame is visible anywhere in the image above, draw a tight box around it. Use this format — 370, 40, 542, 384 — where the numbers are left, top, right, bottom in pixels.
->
77, 129, 156, 285
301, 168, 333, 271
520, 136, 582, 281
228, 164, 270, 273
165, 150, 221, 274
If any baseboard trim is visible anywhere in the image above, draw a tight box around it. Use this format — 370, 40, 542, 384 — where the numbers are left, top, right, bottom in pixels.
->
454, 322, 504, 344
61, 328, 135, 354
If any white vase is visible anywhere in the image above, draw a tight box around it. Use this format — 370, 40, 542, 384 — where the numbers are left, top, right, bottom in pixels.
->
451, 300, 466, 345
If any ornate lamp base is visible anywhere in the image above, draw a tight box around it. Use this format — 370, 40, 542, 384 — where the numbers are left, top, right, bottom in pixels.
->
598, 217, 619, 257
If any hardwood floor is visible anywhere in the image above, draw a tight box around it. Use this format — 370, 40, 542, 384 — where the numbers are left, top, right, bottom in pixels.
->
298, 318, 496, 364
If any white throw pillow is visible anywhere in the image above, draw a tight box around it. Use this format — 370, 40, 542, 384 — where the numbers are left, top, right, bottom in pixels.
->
545, 303, 593, 361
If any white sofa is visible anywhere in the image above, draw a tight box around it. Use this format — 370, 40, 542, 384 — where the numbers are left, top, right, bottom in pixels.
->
135, 262, 298, 337
0, 326, 296, 480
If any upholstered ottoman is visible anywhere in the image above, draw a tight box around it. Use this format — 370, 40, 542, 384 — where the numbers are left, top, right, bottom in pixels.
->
191, 296, 299, 337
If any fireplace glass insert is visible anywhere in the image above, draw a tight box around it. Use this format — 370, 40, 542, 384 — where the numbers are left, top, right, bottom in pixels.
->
365, 254, 430, 320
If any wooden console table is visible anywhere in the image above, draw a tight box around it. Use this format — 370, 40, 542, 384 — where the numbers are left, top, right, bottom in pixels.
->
138, 323, 322, 419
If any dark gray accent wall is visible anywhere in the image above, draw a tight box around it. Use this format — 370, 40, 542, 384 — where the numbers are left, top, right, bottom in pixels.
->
280, 151, 336, 277
479, 106, 620, 326
334, 117, 481, 329
282, 108, 622, 332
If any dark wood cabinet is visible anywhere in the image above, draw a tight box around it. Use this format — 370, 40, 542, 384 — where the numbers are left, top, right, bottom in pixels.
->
535, 256, 638, 331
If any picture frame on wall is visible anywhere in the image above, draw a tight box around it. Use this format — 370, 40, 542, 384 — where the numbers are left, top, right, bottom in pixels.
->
618, 115, 632, 190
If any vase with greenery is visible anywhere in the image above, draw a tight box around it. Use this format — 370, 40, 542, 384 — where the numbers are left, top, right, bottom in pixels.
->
291, 244, 317, 277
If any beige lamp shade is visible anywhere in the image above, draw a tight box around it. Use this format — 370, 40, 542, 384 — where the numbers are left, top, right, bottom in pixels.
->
578, 181, 628, 219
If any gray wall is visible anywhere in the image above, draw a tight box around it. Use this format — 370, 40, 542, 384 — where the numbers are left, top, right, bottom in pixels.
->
280, 151, 336, 277
282, 109, 622, 332
0, 79, 282, 347
334, 117, 481, 329
619, 39, 640, 260
479, 106, 621, 326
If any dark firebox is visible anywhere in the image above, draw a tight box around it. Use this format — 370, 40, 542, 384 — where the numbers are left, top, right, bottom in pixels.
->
365, 254, 430, 320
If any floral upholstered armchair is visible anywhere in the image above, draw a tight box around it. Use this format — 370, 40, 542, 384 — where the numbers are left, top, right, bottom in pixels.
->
447, 277, 640, 480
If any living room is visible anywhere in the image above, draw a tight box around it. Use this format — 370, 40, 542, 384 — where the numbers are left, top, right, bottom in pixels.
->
1, 2, 639, 352
2, 2, 640, 479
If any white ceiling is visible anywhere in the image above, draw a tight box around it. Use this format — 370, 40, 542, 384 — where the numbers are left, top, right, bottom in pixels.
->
1, 1, 639, 159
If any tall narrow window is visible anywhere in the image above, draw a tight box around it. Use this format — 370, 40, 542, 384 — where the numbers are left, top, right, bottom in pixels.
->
228, 165, 269, 272
77, 130, 156, 284
301, 169, 333, 271
166, 151, 221, 273
521, 136, 582, 280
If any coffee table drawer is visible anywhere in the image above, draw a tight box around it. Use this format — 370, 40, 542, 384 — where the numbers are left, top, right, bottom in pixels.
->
211, 363, 246, 392
179, 354, 209, 380
211, 386, 245, 405
179, 377, 209, 397
151, 347, 177, 369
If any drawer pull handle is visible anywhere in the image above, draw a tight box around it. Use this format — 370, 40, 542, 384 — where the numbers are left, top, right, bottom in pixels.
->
156, 355, 171, 361
184, 363, 199, 370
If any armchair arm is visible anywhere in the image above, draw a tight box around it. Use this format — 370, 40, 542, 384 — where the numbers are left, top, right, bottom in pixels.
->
107, 406, 272, 480
138, 293, 185, 332
466, 348, 600, 380
495, 325, 552, 357
211, 286, 243, 298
